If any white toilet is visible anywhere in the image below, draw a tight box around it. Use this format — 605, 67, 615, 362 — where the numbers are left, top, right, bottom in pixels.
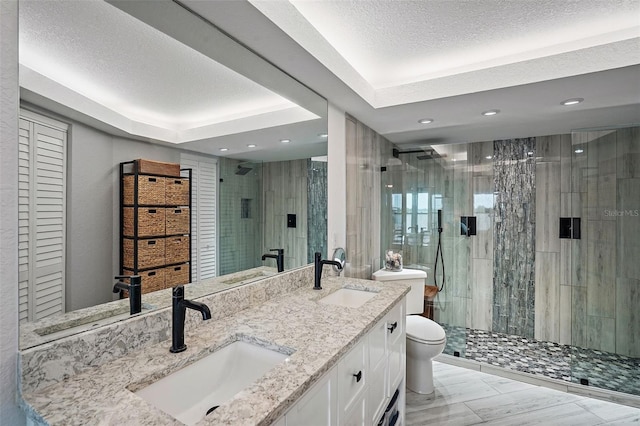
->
372, 268, 446, 394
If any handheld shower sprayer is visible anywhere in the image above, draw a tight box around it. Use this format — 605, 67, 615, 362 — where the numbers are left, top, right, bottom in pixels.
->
434, 209, 445, 292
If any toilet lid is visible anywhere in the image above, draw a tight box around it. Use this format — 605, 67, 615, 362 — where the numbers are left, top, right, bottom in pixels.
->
406, 315, 446, 343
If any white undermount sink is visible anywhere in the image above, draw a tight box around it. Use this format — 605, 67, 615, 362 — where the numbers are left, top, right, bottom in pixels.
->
319, 288, 377, 308
135, 340, 289, 425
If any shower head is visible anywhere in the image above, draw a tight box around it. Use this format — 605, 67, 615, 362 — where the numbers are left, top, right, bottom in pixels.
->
235, 163, 253, 175
393, 147, 446, 160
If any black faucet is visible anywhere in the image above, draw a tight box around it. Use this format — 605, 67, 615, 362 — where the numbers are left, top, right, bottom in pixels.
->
314, 251, 343, 290
170, 285, 211, 353
262, 248, 284, 272
113, 275, 142, 315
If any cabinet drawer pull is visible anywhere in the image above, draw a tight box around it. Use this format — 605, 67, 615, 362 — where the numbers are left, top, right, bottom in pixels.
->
387, 321, 398, 333
353, 371, 362, 383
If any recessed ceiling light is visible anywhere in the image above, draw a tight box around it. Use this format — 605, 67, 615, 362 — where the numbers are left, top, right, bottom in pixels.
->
486, 155, 493, 160
318, 133, 328, 138
562, 98, 584, 106
418, 118, 434, 124
247, 144, 257, 148
280, 139, 291, 144
482, 110, 500, 116
219, 148, 228, 152
575, 148, 584, 154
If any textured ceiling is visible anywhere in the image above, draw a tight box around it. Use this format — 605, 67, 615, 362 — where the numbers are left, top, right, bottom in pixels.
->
251, 0, 640, 107
18, 0, 319, 146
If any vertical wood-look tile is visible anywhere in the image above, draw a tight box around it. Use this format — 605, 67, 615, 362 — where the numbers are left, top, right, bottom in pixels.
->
534, 251, 560, 342
535, 161, 561, 253
615, 277, 640, 357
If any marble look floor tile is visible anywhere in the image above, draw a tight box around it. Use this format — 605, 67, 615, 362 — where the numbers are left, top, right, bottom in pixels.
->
480, 373, 539, 394
574, 397, 640, 422
477, 402, 603, 426
464, 387, 582, 421
405, 401, 483, 426
406, 379, 500, 411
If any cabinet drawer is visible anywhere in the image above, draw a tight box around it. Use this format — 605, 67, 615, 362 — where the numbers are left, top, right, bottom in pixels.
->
338, 337, 368, 415
386, 302, 404, 347
123, 207, 165, 237
123, 175, 165, 205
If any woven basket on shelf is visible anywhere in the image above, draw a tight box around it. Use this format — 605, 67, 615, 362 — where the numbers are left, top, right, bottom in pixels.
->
123, 268, 166, 295
123, 238, 166, 269
123, 207, 165, 237
165, 236, 189, 264
165, 264, 190, 287
136, 159, 181, 177
166, 207, 189, 235
165, 178, 190, 206
123, 175, 166, 205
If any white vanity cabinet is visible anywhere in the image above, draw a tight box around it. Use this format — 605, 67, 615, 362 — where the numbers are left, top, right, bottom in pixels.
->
278, 297, 406, 426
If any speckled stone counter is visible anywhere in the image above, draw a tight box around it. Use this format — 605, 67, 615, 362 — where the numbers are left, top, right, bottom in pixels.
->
20, 273, 409, 425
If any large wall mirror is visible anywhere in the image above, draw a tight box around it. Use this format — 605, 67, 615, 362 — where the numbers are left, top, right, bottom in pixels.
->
19, 0, 327, 349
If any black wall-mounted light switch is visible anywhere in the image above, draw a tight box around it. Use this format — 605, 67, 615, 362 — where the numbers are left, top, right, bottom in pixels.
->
287, 214, 297, 228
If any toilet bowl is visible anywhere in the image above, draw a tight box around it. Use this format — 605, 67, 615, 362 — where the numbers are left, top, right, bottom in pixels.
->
372, 268, 447, 394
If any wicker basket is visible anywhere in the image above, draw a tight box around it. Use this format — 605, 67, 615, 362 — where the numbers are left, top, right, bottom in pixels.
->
123, 207, 165, 237
165, 178, 190, 205
123, 268, 166, 295
166, 208, 190, 235
165, 236, 189, 264
136, 159, 181, 177
123, 238, 166, 269
123, 175, 166, 205
165, 264, 190, 287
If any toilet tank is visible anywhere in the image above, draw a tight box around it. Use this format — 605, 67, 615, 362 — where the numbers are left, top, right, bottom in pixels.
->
372, 268, 427, 315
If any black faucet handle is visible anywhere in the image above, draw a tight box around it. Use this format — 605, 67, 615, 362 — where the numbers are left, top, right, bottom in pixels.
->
270, 248, 284, 254
114, 274, 141, 285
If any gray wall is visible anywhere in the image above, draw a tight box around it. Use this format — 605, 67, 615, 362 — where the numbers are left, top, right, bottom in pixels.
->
0, 0, 24, 423
67, 122, 188, 311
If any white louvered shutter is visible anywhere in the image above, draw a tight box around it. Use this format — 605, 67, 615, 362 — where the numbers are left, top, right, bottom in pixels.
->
19, 111, 67, 323
181, 155, 217, 282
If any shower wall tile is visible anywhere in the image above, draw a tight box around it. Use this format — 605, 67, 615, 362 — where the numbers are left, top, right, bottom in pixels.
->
345, 116, 390, 278
263, 160, 309, 269
493, 138, 536, 338
586, 315, 616, 353
558, 134, 572, 193
616, 277, 640, 357
470, 141, 494, 176
471, 258, 493, 331
572, 285, 588, 349
617, 178, 640, 280
617, 127, 640, 178
598, 174, 617, 221
537, 134, 562, 161
535, 161, 561, 253
559, 284, 572, 345
534, 251, 560, 342
472, 176, 494, 259
560, 240, 572, 287
307, 160, 328, 262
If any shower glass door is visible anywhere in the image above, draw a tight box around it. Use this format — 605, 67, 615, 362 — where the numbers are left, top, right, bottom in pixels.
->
569, 126, 640, 397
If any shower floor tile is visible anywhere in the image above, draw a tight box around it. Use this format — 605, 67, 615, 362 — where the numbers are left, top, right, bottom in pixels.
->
440, 324, 640, 397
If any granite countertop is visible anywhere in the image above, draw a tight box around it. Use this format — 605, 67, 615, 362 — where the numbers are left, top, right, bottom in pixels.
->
21, 276, 409, 425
